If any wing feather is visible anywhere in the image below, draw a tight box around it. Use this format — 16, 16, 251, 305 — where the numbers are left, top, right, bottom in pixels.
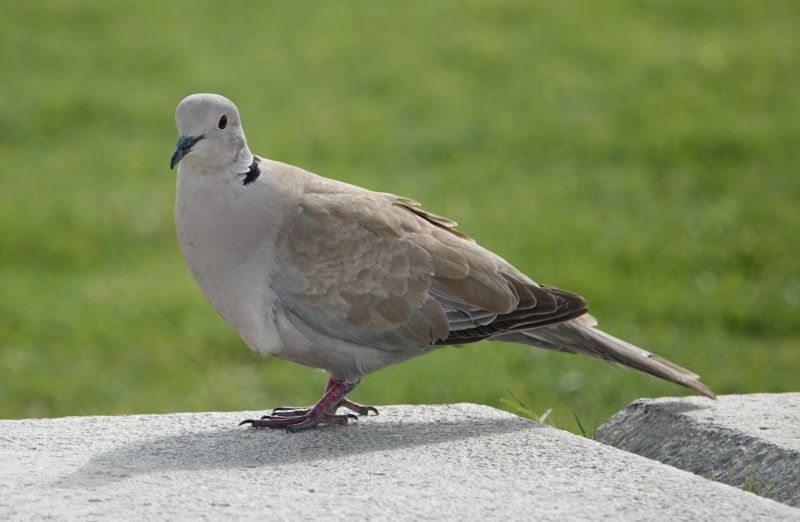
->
273, 183, 588, 351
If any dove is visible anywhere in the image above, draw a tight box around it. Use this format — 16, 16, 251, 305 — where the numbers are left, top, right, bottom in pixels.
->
170, 93, 714, 432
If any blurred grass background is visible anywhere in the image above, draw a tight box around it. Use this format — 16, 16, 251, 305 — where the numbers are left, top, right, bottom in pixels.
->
1, 1, 798, 432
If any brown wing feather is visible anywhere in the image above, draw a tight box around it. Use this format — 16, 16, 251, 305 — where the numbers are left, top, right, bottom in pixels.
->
394, 198, 475, 242
278, 184, 587, 350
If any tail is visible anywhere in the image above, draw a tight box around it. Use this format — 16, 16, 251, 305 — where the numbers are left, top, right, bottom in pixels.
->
514, 319, 716, 399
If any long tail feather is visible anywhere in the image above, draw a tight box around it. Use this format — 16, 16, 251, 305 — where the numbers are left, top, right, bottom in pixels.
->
518, 321, 716, 399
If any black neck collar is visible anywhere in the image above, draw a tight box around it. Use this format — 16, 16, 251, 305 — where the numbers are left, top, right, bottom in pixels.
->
241, 156, 261, 185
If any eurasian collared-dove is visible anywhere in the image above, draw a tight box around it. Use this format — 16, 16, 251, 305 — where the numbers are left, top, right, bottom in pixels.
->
170, 93, 714, 432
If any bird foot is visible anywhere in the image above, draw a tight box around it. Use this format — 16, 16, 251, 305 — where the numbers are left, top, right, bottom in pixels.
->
240, 412, 357, 432
240, 378, 370, 432
269, 399, 379, 418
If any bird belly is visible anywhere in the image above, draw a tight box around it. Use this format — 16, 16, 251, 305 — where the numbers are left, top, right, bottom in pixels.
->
266, 308, 425, 381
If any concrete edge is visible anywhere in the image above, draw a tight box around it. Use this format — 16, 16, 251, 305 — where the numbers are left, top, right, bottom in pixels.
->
596, 399, 800, 507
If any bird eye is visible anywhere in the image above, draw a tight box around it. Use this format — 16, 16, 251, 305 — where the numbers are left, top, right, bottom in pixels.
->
218, 115, 228, 129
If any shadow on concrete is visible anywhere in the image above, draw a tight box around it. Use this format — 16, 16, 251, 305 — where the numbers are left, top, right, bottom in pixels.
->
58, 415, 539, 488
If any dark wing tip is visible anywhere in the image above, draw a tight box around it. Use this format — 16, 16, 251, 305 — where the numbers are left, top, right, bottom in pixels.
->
435, 279, 590, 346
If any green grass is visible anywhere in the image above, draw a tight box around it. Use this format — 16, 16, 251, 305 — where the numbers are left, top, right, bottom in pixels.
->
708, 469, 780, 502
1, 1, 799, 433
742, 474, 777, 499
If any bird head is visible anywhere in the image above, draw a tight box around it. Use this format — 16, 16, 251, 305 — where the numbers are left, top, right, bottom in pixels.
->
171, 93, 251, 170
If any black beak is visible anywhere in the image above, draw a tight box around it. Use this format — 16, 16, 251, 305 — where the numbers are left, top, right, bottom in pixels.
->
170, 135, 204, 169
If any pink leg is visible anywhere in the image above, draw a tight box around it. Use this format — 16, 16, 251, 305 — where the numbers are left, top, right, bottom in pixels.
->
239, 378, 373, 432
269, 398, 379, 418
267, 378, 337, 417
266, 378, 379, 418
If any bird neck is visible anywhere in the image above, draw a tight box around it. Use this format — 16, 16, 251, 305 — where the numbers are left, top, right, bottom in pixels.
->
238, 156, 261, 185
230, 147, 255, 174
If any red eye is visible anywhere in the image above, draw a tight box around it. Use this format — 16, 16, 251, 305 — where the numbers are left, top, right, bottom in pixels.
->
218, 115, 228, 129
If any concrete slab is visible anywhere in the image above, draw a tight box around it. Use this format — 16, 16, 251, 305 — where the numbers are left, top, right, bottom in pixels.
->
596, 393, 800, 507
1, 404, 796, 521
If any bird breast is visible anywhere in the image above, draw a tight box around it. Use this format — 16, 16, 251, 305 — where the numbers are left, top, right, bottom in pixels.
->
175, 168, 282, 353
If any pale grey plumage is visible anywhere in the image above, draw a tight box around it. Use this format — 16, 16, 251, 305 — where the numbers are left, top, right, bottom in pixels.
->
172, 93, 714, 401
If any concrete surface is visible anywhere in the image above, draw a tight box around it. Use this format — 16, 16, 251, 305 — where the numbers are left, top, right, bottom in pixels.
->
1, 404, 797, 521
596, 393, 800, 507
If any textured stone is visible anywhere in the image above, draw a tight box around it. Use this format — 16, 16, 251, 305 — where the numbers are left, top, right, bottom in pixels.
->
1, 404, 796, 520
597, 393, 800, 507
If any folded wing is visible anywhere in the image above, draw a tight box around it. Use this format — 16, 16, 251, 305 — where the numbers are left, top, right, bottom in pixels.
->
272, 186, 588, 351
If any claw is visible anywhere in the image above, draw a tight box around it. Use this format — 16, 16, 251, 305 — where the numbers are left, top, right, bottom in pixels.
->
340, 399, 380, 417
